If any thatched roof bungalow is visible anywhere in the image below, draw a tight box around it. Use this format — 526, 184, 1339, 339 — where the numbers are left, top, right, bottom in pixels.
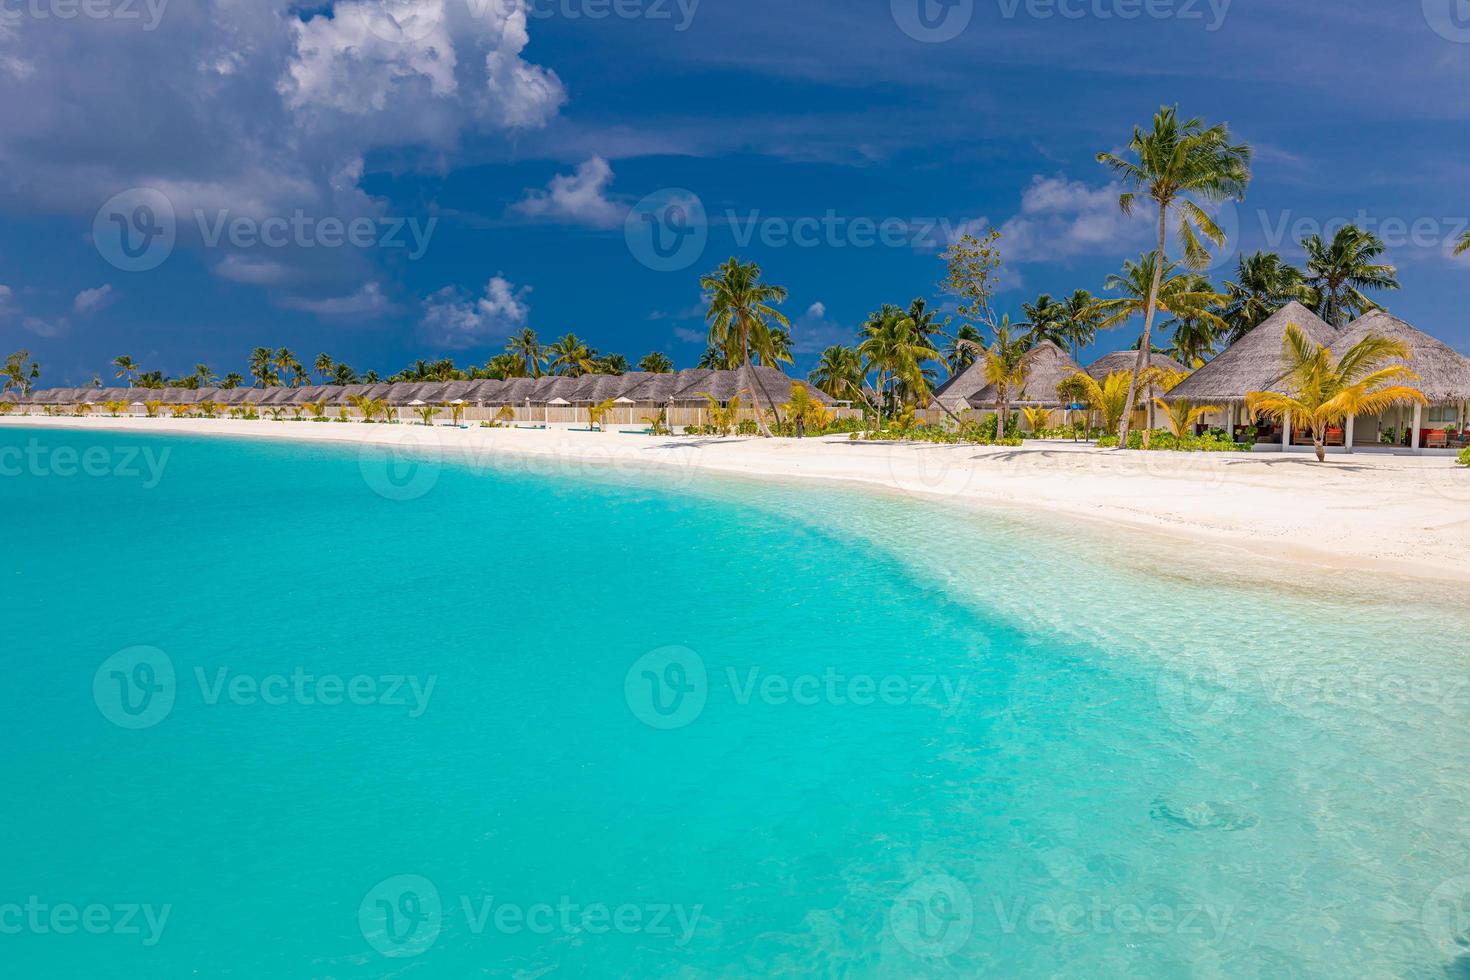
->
968, 341, 1086, 410
1165, 301, 1336, 405
1086, 351, 1187, 381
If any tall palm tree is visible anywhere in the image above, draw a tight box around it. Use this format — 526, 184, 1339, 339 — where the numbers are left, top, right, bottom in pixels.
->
504, 328, 544, 379
1246, 323, 1426, 462
701, 257, 791, 438
755, 328, 794, 368
1222, 250, 1309, 344
483, 353, 525, 379
1301, 225, 1399, 327
220, 372, 244, 390
808, 345, 863, 401
1020, 294, 1069, 350
248, 347, 277, 387
598, 353, 631, 375
857, 304, 940, 428
112, 355, 139, 383
1058, 290, 1103, 358
314, 352, 333, 383
546, 334, 598, 377
981, 319, 1029, 440
1097, 105, 1251, 448
332, 362, 359, 385
193, 364, 215, 388
638, 352, 674, 373
903, 297, 946, 351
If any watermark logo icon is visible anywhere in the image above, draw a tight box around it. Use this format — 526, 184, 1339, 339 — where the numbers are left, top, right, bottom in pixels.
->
93, 188, 176, 273
358, 427, 444, 502
1424, 0, 1470, 42
625, 645, 707, 729
1155, 663, 1242, 730
359, 874, 443, 958
625, 188, 707, 272
891, 0, 973, 43
93, 646, 176, 729
889, 874, 973, 958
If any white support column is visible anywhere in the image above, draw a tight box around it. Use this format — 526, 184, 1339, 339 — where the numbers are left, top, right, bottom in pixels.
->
1282, 410, 1291, 450
1345, 415, 1355, 454
1412, 403, 1423, 453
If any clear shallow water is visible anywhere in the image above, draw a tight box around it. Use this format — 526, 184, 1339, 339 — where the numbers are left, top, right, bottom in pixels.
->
1, 425, 1468, 978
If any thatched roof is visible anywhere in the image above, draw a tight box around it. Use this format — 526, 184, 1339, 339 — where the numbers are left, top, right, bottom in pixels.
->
1086, 350, 1187, 380
1166, 301, 1337, 404
669, 366, 831, 408
1333, 311, 1470, 402
932, 358, 988, 407
968, 342, 1086, 409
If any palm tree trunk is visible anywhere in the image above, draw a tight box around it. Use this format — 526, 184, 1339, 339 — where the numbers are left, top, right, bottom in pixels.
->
996, 388, 1006, 440
1117, 207, 1168, 450
740, 343, 772, 438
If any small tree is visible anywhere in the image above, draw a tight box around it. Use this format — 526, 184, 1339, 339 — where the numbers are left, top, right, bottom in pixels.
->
586, 397, 617, 431
415, 405, 437, 426
1153, 398, 1221, 439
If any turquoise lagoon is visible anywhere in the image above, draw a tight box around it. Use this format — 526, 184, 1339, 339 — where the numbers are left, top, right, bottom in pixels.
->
1, 425, 1467, 978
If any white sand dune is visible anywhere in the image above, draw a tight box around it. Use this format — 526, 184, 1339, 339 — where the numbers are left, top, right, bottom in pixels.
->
6, 415, 1467, 583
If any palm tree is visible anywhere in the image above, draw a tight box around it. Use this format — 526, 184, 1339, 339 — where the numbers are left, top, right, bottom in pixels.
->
547, 334, 598, 377
942, 324, 985, 376
598, 353, 630, 375
1161, 273, 1223, 366
1301, 225, 1399, 327
484, 353, 526, 379
332, 363, 359, 385
638, 352, 674, 373
1222, 251, 1309, 344
808, 345, 863, 402
274, 348, 298, 387
1068, 370, 1134, 437
1095, 253, 1228, 338
701, 257, 791, 438
314, 352, 333, 383
755, 328, 794, 368
1020, 294, 1069, 350
220, 372, 244, 390
1153, 398, 1221, 438
248, 347, 277, 387
1247, 323, 1426, 462
697, 346, 730, 369
193, 364, 215, 388
1097, 105, 1251, 448
981, 320, 1028, 439
586, 397, 617, 431
1058, 290, 1103, 358
903, 297, 946, 351
507, 328, 545, 379
857, 304, 939, 428
112, 355, 139, 383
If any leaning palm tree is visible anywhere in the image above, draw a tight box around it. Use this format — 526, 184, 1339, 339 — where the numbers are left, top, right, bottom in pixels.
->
1222, 250, 1310, 344
1246, 323, 1427, 462
942, 324, 985, 376
808, 344, 864, 402
701, 257, 791, 438
1097, 105, 1251, 449
1301, 225, 1399, 327
981, 320, 1029, 440
112, 355, 139, 383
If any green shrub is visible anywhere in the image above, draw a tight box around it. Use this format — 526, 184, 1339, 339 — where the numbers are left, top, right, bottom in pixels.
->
1458, 447, 1470, 468
1100, 430, 1247, 452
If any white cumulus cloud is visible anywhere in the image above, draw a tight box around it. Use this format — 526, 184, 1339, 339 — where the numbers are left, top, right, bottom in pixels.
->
278, 282, 393, 317
419, 274, 530, 348
512, 156, 624, 228
74, 284, 116, 315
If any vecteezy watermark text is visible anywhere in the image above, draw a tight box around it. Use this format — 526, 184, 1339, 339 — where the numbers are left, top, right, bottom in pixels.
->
995, 0, 1229, 31
0, 0, 169, 31
0, 439, 169, 488
358, 874, 702, 959
0, 898, 171, 947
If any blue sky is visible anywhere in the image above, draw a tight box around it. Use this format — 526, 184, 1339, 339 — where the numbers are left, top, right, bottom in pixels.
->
3, 0, 1470, 384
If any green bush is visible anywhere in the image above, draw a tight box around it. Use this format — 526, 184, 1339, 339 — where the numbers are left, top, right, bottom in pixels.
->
1099, 430, 1247, 452
1458, 447, 1470, 468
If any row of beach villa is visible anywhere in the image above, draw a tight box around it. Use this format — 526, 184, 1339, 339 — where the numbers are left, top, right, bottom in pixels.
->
6, 367, 846, 428
931, 301, 1470, 454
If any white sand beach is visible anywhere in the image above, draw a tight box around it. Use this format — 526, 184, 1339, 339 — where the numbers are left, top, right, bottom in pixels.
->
5, 415, 1468, 583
